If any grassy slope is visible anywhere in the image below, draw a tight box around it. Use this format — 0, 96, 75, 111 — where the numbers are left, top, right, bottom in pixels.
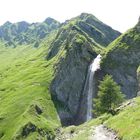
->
0, 35, 61, 140
105, 97, 140, 140
57, 97, 140, 140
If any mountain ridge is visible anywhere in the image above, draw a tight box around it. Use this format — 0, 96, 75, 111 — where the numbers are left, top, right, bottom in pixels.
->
1, 13, 139, 140
0, 17, 60, 47
47, 13, 121, 125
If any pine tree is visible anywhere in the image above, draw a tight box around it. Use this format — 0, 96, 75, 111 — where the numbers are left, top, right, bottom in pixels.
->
94, 75, 125, 116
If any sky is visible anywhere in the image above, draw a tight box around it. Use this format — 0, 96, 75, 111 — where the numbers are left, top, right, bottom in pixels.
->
0, 0, 139, 32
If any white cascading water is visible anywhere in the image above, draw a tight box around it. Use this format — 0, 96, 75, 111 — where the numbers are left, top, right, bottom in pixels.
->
86, 54, 102, 121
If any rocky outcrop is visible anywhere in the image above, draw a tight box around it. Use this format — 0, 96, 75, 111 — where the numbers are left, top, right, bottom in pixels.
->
77, 13, 121, 47
101, 21, 140, 98
50, 29, 97, 125
13, 122, 55, 140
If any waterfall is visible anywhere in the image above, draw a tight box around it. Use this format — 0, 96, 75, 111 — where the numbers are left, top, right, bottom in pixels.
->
86, 54, 102, 121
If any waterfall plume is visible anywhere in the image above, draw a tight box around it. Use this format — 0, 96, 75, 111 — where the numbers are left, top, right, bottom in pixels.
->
86, 54, 101, 120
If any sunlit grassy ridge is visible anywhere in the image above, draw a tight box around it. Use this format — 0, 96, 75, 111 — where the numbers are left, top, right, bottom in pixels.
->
105, 97, 140, 140
0, 36, 61, 140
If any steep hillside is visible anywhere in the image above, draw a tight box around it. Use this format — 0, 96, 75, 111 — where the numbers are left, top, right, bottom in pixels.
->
0, 18, 60, 46
0, 13, 121, 139
101, 19, 140, 98
54, 17, 140, 140
0, 35, 61, 140
48, 13, 121, 125
105, 97, 140, 140
53, 17, 140, 140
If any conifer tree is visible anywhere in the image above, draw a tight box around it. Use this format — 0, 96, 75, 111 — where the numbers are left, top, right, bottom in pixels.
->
94, 75, 125, 116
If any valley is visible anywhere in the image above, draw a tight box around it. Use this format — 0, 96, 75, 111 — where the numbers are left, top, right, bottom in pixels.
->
0, 13, 140, 140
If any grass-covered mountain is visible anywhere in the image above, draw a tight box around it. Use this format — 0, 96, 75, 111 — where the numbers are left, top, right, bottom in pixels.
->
0, 13, 121, 140
0, 37, 61, 140
48, 13, 121, 125
1, 12, 140, 140
0, 18, 60, 47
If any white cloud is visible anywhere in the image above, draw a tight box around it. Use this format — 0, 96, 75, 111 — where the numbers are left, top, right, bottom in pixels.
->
0, 0, 139, 32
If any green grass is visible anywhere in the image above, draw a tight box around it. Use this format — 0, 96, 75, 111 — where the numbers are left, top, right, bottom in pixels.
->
105, 97, 140, 140
75, 97, 140, 140
55, 96, 140, 140
0, 40, 61, 140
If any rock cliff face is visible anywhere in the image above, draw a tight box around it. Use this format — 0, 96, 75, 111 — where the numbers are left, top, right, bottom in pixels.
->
48, 13, 121, 125
77, 13, 121, 47
50, 26, 98, 125
101, 21, 140, 98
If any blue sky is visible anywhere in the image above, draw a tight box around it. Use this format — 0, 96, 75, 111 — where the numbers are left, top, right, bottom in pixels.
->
0, 0, 140, 32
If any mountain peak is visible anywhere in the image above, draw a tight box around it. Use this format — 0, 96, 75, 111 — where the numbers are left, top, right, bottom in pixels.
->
79, 13, 98, 21
44, 17, 59, 25
3, 21, 12, 26
80, 12, 91, 17
16, 21, 29, 25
